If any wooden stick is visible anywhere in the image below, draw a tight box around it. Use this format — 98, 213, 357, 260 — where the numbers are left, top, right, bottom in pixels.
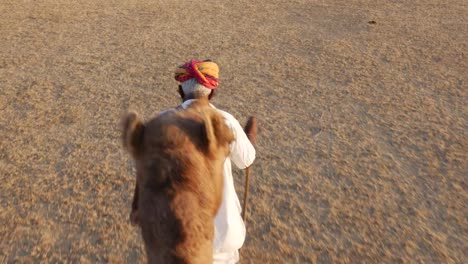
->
240, 117, 257, 258
242, 166, 251, 222
242, 117, 257, 224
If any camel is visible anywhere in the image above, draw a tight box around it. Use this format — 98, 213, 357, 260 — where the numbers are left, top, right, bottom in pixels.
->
121, 99, 234, 263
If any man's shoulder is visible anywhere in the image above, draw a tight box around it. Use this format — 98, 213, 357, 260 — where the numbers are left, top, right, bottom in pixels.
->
215, 108, 233, 119
214, 108, 239, 125
158, 107, 177, 116
159, 102, 240, 128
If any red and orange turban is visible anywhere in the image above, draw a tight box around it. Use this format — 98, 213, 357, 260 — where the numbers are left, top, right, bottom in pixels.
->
174, 60, 219, 89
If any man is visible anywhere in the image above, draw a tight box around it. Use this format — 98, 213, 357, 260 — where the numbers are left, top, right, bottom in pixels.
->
172, 59, 256, 263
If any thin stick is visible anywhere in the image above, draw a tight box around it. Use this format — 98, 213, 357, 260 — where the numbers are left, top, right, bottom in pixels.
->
239, 117, 257, 258
242, 166, 251, 222
241, 116, 257, 224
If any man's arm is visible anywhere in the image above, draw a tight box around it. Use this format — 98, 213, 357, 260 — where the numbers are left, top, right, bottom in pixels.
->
229, 118, 256, 169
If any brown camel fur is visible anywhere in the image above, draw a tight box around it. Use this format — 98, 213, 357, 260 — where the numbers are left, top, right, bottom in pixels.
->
122, 99, 234, 264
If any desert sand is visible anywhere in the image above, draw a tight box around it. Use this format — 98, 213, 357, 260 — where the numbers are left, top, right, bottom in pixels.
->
0, 0, 466, 263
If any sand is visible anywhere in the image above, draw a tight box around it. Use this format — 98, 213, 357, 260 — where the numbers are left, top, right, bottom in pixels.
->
0, 0, 466, 263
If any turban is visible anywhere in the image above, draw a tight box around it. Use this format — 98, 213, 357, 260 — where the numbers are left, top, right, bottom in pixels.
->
174, 60, 219, 89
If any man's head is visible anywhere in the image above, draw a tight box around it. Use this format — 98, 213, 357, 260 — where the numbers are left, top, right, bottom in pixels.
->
175, 60, 219, 101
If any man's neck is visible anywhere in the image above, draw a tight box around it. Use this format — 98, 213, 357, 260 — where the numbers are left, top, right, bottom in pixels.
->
183, 95, 209, 102
180, 97, 216, 110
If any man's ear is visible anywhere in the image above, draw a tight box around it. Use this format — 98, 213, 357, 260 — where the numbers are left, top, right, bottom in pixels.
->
208, 89, 216, 100
178, 85, 185, 101
121, 111, 145, 158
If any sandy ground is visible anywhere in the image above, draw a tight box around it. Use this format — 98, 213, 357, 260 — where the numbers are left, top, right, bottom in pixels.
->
0, 0, 467, 263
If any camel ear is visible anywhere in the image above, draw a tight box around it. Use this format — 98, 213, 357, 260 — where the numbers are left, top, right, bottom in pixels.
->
211, 113, 234, 146
121, 111, 145, 158
202, 111, 234, 154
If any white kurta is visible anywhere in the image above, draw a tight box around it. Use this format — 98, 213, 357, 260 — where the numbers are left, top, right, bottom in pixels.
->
179, 99, 256, 263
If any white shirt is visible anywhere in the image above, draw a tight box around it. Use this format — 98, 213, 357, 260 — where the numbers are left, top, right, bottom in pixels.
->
178, 99, 256, 259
